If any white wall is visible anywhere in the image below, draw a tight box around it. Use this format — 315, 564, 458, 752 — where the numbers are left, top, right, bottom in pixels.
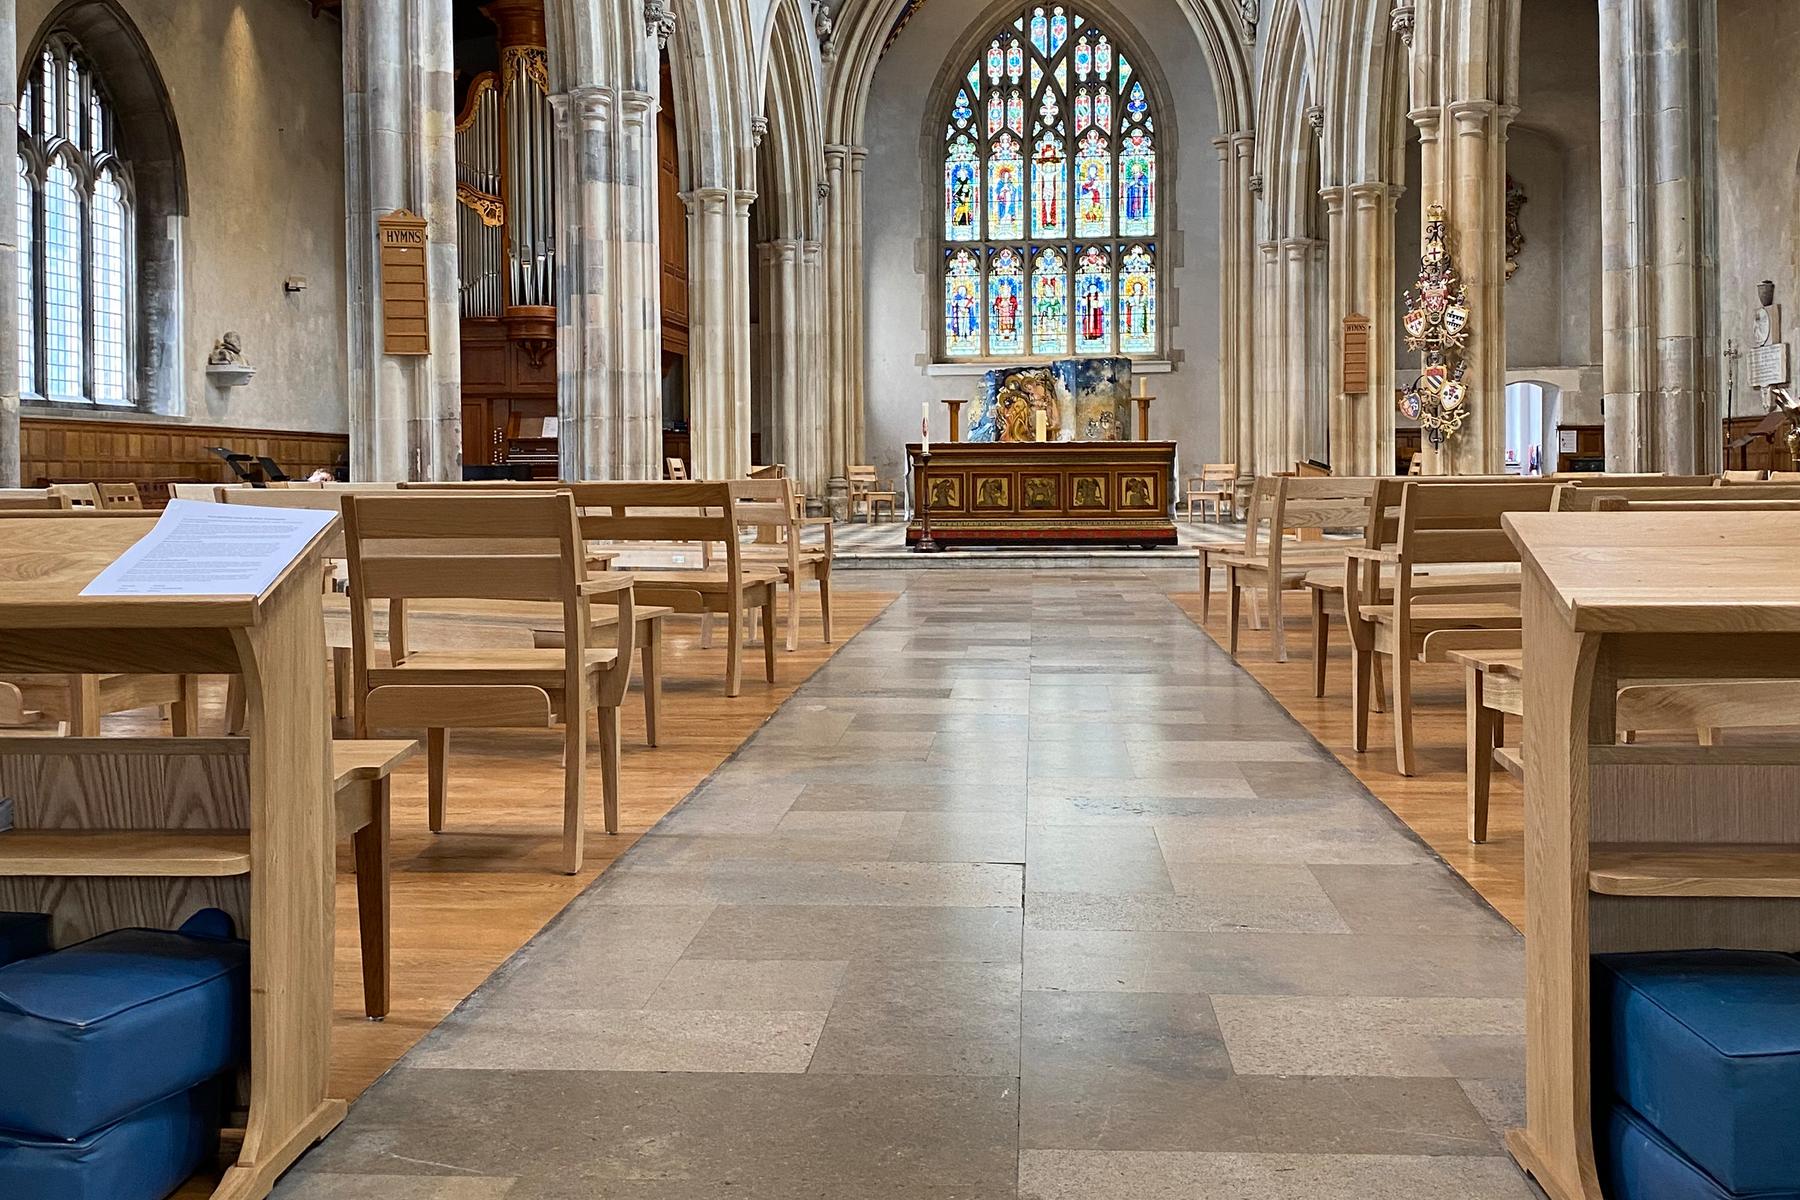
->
862, 0, 1223, 487
17, 0, 349, 434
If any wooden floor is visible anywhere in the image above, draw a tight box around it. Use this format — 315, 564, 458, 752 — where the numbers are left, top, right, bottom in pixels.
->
110, 587, 894, 1108
1171, 588, 1527, 929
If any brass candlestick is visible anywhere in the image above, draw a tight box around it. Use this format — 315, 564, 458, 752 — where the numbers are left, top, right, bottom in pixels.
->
914, 446, 942, 553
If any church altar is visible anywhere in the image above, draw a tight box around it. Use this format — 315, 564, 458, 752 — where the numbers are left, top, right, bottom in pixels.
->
905, 440, 1178, 548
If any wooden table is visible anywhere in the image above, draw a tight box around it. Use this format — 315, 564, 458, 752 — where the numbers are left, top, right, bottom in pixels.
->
0, 514, 342, 1200
1502, 511, 1800, 1200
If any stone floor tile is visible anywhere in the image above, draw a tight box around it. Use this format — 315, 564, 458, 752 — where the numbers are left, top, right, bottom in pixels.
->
680, 903, 1023, 963
1310, 863, 1515, 937
1210, 995, 1524, 1076
1025, 887, 1349, 935
1017, 1150, 1536, 1199
808, 959, 1021, 1076
643, 959, 848, 1011
889, 811, 1027, 862
275, 1177, 517, 1199
1025, 823, 1174, 894
411, 1007, 828, 1073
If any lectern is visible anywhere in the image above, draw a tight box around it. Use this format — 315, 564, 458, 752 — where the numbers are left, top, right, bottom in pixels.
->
0, 514, 341, 1200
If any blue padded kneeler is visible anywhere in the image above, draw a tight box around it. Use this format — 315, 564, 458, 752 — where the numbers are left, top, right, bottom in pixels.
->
0, 912, 50, 967
1594, 950, 1800, 1196
0, 1084, 222, 1200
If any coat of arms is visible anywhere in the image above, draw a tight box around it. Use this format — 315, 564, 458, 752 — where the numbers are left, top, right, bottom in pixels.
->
1399, 206, 1474, 450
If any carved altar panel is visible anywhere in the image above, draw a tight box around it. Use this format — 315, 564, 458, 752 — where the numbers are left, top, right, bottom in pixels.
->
908, 441, 1177, 547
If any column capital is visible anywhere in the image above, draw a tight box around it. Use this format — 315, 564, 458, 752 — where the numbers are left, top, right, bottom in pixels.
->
1347, 180, 1404, 209
1408, 107, 1442, 140
1318, 185, 1347, 213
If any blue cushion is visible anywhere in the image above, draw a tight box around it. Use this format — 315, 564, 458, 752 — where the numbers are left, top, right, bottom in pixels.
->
0, 1083, 222, 1200
1601, 1103, 1800, 1200
0, 927, 247, 1141
1594, 951, 1800, 1195
0, 913, 50, 967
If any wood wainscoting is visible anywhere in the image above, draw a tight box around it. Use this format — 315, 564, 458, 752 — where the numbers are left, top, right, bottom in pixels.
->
21, 412, 348, 499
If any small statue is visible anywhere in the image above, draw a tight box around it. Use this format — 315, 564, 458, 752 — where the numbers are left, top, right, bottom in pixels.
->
208, 332, 248, 367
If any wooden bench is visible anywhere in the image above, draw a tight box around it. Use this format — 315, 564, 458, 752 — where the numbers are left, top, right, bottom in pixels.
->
343, 491, 637, 874
734, 476, 834, 653
1345, 479, 1557, 776
1218, 475, 1376, 662
332, 739, 418, 1020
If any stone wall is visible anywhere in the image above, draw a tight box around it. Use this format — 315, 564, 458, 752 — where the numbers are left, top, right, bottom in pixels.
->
860, 0, 1222, 489
1716, 0, 1800, 428
17, 0, 348, 434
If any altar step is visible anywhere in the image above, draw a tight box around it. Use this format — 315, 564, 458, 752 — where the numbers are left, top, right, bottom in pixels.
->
830, 518, 1243, 570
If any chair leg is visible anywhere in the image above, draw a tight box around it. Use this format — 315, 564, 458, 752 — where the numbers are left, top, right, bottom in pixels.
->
1198, 558, 1212, 624
761, 600, 779, 683
1226, 567, 1242, 655
725, 602, 744, 697
1392, 652, 1417, 777
170, 675, 201, 736
427, 727, 448, 833
1466, 666, 1494, 844
641, 621, 662, 748
561, 713, 587, 874
819, 573, 834, 644
785, 580, 800, 653
331, 646, 354, 732
1351, 640, 1374, 753
598, 704, 620, 836
69, 675, 100, 737
700, 611, 715, 649
1310, 589, 1329, 698
1371, 653, 1388, 714
352, 779, 391, 1019
1269, 581, 1288, 663
226, 674, 248, 736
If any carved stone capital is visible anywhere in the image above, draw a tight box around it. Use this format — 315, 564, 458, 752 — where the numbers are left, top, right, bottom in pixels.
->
645, 0, 676, 49
1390, 1, 1415, 47
751, 114, 769, 148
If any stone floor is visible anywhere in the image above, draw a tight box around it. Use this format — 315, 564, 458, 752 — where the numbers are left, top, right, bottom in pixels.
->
274, 568, 1535, 1200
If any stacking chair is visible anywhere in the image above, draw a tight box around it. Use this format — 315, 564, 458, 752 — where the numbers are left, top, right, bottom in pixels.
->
48, 483, 101, 508
1345, 479, 1558, 776
848, 466, 897, 523
667, 457, 690, 481
1218, 476, 1377, 662
342, 490, 636, 874
0, 489, 67, 511
1184, 463, 1238, 522
95, 483, 143, 510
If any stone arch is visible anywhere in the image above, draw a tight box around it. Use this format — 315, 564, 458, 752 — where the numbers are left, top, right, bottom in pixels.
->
21, 0, 187, 415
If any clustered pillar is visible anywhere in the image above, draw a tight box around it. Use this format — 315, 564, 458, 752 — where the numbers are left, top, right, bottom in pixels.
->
822, 143, 866, 520
342, 0, 463, 482
1599, 0, 1719, 474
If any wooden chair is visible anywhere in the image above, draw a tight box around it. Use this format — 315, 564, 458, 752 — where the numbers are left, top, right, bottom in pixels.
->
1770, 470, 1800, 482
734, 476, 835, 652
1345, 479, 1558, 775
342, 491, 636, 874
567, 481, 780, 698
97, 482, 143, 510
49, 482, 101, 508
332, 739, 418, 1020
1556, 481, 1800, 511
1217, 476, 1376, 662
848, 465, 897, 523
1184, 463, 1238, 522
666, 457, 689, 481
1720, 469, 1768, 482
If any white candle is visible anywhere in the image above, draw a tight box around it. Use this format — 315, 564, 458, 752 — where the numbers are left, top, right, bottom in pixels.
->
1034, 409, 1048, 443
921, 401, 931, 453
1137, 375, 1148, 399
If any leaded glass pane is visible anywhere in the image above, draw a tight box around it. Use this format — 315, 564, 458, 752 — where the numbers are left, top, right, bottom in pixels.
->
43, 159, 80, 400
1118, 243, 1156, 354
988, 247, 1026, 355
1031, 247, 1069, 356
945, 249, 982, 357
91, 171, 128, 404
987, 133, 1024, 241
1031, 132, 1066, 238
1119, 130, 1155, 236
946, 135, 979, 241
1074, 245, 1110, 354
16, 166, 32, 394
1073, 129, 1110, 237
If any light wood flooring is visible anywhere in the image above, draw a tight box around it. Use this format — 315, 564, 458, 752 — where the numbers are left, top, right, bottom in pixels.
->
1172, 588, 1527, 929
106, 587, 894, 1105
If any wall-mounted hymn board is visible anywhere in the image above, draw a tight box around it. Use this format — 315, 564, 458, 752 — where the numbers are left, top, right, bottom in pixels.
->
1342, 314, 1371, 395
378, 209, 431, 356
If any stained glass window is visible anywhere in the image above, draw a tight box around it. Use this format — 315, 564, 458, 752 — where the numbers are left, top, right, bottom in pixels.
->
940, 5, 1161, 358
1118, 243, 1156, 354
945, 249, 983, 357
18, 36, 135, 405
988, 248, 1026, 355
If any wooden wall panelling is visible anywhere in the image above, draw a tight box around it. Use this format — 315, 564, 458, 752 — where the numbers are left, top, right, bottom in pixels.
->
21, 415, 349, 501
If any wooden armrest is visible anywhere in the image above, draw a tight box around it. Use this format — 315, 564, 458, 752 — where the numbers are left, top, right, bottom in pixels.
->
579, 574, 636, 597
797, 516, 834, 527
1345, 547, 1400, 563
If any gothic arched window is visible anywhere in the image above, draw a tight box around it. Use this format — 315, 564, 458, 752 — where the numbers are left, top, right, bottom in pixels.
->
17, 35, 134, 405
941, 4, 1160, 361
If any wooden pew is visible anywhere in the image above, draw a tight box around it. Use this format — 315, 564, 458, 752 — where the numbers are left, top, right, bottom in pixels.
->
1345, 480, 1558, 776
1217, 476, 1377, 662
733, 476, 834, 653
342, 491, 637, 873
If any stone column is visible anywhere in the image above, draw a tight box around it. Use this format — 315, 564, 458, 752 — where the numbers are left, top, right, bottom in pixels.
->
756, 238, 801, 473
1408, 100, 1512, 475
822, 143, 866, 519
1215, 132, 1258, 486
683, 186, 755, 479
0, 0, 18, 485
1324, 182, 1401, 477
799, 239, 828, 505
1599, 0, 1719, 473
343, 0, 462, 481
552, 84, 662, 480
1254, 240, 1285, 475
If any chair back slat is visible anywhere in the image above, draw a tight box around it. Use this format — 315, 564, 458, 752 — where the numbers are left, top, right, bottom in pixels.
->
1558, 482, 1800, 511
354, 554, 569, 601
1394, 481, 1557, 565
348, 492, 576, 540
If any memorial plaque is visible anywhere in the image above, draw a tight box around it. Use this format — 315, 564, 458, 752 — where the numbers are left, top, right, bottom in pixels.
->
378, 209, 431, 356
1750, 342, 1790, 390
